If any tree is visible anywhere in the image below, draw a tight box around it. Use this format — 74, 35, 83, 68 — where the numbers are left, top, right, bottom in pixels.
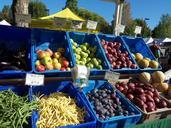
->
122, 2, 132, 26
152, 14, 171, 38
11, 0, 29, 27
0, 5, 12, 23
65, 0, 78, 12
29, 0, 48, 18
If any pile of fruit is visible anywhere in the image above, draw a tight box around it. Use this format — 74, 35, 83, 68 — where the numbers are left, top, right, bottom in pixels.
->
139, 71, 169, 93
115, 81, 170, 112
87, 87, 135, 120
101, 39, 137, 69
134, 53, 159, 69
71, 39, 103, 69
35, 48, 70, 72
0, 45, 28, 71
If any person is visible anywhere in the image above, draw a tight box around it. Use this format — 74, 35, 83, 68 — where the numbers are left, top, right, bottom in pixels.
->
149, 41, 162, 60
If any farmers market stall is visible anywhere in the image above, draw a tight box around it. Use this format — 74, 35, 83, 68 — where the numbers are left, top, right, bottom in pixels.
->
0, 25, 171, 128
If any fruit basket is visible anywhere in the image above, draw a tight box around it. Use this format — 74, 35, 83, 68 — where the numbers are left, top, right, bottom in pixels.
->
114, 79, 171, 123
0, 25, 32, 78
122, 36, 162, 72
80, 80, 142, 128
32, 28, 74, 76
67, 32, 110, 76
97, 34, 139, 73
29, 81, 96, 128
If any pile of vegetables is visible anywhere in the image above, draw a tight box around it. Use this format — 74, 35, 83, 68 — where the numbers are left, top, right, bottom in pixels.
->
0, 45, 28, 71
37, 92, 85, 128
0, 89, 37, 128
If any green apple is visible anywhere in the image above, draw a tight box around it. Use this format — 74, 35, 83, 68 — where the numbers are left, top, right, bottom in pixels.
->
70, 39, 74, 43
83, 42, 89, 48
79, 61, 85, 65
81, 52, 88, 58
54, 52, 61, 59
81, 58, 87, 63
75, 49, 81, 55
89, 63, 94, 69
86, 57, 91, 63
53, 62, 61, 70
72, 42, 78, 47
41, 56, 52, 65
76, 54, 81, 60
66, 67, 71, 71
35, 60, 41, 66
97, 65, 103, 70
97, 59, 102, 64
53, 58, 58, 64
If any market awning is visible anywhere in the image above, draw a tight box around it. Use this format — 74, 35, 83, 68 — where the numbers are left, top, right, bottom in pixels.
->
39, 8, 85, 22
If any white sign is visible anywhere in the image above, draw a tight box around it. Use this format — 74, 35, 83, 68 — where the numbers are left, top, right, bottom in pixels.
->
15, 14, 31, 23
54, 18, 66, 26
134, 26, 142, 34
25, 73, 44, 86
105, 71, 120, 83
72, 21, 83, 29
86, 20, 98, 30
115, 24, 125, 33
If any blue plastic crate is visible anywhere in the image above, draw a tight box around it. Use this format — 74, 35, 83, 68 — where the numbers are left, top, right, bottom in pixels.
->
32, 28, 74, 77
67, 32, 110, 76
97, 34, 139, 73
80, 80, 142, 128
122, 36, 162, 72
29, 81, 96, 128
0, 25, 32, 78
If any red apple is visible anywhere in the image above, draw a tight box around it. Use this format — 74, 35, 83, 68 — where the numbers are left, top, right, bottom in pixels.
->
62, 60, 69, 68
131, 64, 137, 69
60, 67, 66, 71
36, 65, 45, 72
37, 51, 46, 59
127, 93, 134, 100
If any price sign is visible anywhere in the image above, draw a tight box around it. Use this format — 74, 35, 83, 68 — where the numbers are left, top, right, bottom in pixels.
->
72, 21, 83, 29
25, 73, 44, 86
134, 26, 142, 34
115, 24, 125, 34
104, 71, 120, 83
15, 14, 31, 23
86, 20, 98, 30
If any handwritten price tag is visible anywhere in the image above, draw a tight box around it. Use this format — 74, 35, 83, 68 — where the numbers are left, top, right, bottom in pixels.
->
105, 71, 120, 83
25, 74, 44, 86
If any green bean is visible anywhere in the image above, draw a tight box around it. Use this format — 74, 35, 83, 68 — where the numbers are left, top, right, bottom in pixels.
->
0, 89, 38, 128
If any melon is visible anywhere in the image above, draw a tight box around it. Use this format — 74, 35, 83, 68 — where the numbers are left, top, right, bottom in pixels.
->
153, 83, 169, 92
139, 72, 151, 84
144, 57, 151, 62
135, 53, 143, 61
152, 71, 165, 83
149, 60, 159, 68
139, 59, 149, 68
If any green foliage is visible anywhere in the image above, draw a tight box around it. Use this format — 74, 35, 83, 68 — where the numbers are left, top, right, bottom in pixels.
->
77, 8, 112, 33
65, 0, 78, 12
29, 0, 48, 18
152, 14, 171, 38
124, 19, 151, 37
0, 5, 12, 23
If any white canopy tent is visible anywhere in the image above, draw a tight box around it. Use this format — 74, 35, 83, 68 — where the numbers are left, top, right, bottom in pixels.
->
145, 37, 154, 44
162, 38, 171, 43
0, 20, 11, 26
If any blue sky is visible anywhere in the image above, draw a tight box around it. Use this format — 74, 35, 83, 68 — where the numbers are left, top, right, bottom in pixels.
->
0, 0, 171, 29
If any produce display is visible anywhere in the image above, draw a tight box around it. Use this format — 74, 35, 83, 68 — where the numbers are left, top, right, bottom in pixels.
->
70, 39, 103, 69
0, 46, 28, 71
87, 87, 135, 120
101, 39, 137, 69
0, 89, 37, 128
134, 53, 159, 69
35, 48, 71, 72
36, 92, 85, 128
115, 81, 170, 112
